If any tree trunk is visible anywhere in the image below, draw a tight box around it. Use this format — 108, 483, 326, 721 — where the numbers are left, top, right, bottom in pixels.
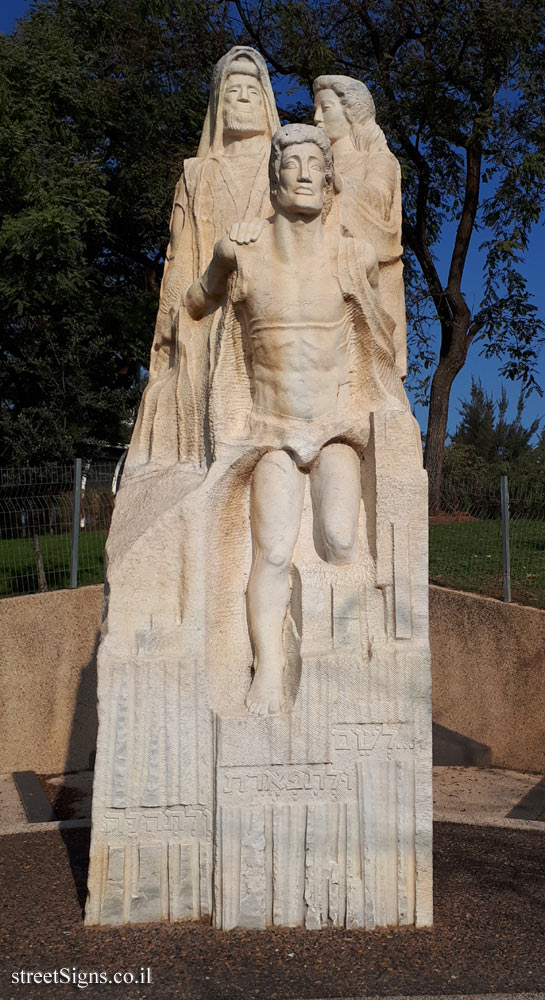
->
424, 296, 473, 513
424, 349, 466, 514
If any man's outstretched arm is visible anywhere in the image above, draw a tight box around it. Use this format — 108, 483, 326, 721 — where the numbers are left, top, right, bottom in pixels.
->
186, 235, 237, 320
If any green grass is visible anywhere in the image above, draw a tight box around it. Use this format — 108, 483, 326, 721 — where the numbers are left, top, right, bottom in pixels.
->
0, 531, 107, 596
2, 521, 544, 610
430, 518, 545, 608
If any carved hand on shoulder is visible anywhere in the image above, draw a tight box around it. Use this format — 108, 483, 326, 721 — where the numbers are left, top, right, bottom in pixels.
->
229, 219, 265, 245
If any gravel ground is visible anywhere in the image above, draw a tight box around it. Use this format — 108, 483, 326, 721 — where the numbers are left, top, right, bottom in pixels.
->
1, 822, 544, 1000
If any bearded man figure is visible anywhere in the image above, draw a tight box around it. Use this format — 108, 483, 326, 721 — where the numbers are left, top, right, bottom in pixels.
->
128, 46, 280, 471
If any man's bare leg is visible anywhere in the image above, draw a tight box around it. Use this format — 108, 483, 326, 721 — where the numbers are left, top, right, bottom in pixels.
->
310, 443, 361, 564
246, 449, 305, 715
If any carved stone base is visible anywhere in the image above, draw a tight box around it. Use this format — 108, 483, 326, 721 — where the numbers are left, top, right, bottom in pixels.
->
215, 642, 432, 929
86, 411, 432, 928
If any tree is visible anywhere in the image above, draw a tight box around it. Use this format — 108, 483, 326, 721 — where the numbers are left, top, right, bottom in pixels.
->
493, 386, 541, 461
228, 0, 545, 511
451, 379, 496, 459
452, 377, 540, 461
443, 377, 543, 523
0, 0, 229, 464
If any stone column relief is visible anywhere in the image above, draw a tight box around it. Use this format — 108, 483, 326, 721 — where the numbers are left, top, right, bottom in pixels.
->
86, 52, 433, 930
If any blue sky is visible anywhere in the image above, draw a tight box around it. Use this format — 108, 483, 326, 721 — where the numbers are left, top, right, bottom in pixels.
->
1, 0, 30, 34
3, 0, 544, 441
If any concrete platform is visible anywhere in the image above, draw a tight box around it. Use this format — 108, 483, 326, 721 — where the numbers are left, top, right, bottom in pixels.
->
433, 765, 545, 830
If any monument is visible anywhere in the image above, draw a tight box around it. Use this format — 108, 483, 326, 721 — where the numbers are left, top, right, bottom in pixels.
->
86, 51, 432, 931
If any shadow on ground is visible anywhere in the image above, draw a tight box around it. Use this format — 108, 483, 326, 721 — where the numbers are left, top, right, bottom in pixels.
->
432, 722, 492, 766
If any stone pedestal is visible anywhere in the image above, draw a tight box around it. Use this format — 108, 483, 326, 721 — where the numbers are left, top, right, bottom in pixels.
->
86, 410, 432, 928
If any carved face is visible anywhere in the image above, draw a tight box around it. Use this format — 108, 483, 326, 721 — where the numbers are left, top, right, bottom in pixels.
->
223, 69, 267, 136
275, 142, 327, 215
313, 89, 350, 143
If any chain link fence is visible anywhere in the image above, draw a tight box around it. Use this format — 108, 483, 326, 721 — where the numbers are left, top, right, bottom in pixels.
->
0, 460, 120, 597
1, 461, 544, 609
430, 474, 545, 609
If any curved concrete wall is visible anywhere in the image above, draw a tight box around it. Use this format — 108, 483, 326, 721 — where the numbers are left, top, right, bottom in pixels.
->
0, 586, 103, 774
430, 586, 545, 774
1, 584, 544, 774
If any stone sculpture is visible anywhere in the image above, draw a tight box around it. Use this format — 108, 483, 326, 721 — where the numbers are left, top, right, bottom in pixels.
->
186, 123, 407, 716
128, 46, 280, 469
86, 57, 432, 931
313, 74, 407, 379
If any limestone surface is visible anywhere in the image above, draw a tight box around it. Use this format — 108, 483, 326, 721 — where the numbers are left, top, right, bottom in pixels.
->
86, 61, 433, 930
314, 74, 407, 378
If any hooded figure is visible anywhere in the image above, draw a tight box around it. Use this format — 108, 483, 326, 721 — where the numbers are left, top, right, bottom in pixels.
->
128, 46, 280, 471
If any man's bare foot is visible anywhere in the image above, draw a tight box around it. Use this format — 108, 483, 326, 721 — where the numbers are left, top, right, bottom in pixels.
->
245, 661, 284, 716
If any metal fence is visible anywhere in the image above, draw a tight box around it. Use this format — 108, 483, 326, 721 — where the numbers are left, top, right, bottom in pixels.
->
0, 460, 119, 597
1, 462, 544, 609
430, 473, 545, 609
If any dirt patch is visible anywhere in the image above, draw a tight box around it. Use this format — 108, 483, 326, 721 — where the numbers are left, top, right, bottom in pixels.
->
429, 512, 479, 524
2, 823, 545, 999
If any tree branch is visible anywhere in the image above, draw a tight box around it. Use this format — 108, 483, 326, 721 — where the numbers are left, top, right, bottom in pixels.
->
357, 5, 383, 62
403, 211, 451, 327
355, 6, 434, 177
233, 0, 295, 76
391, 28, 422, 57
446, 70, 499, 302
467, 310, 488, 342
447, 138, 482, 299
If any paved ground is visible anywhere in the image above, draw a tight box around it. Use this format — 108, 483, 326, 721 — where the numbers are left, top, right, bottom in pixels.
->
433, 766, 545, 829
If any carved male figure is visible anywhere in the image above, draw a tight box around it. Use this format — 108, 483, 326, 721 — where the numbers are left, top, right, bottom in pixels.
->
187, 124, 405, 716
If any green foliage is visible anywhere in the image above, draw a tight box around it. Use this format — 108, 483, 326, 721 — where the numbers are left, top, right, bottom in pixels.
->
494, 386, 541, 462
0, 0, 229, 464
450, 377, 541, 463
451, 379, 495, 461
443, 378, 544, 518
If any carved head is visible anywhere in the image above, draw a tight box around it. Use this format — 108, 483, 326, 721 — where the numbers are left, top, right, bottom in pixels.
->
269, 124, 334, 219
197, 47, 280, 156
313, 75, 376, 149
222, 54, 267, 137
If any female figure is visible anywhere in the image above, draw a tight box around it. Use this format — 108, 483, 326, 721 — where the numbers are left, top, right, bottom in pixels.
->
314, 75, 406, 378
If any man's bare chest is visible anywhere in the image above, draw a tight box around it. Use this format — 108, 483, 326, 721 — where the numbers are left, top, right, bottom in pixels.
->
244, 255, 344, 326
